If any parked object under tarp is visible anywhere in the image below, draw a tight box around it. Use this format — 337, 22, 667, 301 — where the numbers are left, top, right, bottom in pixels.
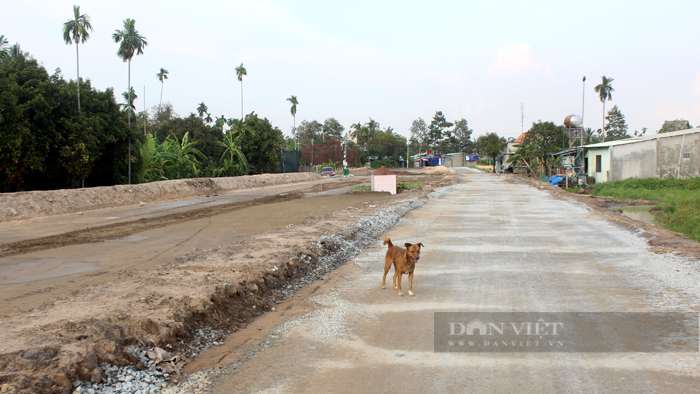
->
548, 176, 573, 186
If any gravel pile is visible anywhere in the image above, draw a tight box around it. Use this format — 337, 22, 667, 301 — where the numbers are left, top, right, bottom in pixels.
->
73, 347, 168, 394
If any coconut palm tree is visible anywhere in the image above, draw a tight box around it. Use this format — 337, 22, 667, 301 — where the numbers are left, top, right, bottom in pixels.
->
113, 18, 148, 127
197, 102, 208, 119
9, 43, 27, 59
367, 118, 380, 133
156, 68, 169, 112
215, 115, 227, 130
286, 95, 298, 148
0, 35, 10, 61
204, 113, 213, 124
63, 5, 93, 113
594, 76, 614, 142
235, 63, 247, 119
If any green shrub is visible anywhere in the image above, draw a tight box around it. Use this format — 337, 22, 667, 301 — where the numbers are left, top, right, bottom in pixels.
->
397, 182, 425, 192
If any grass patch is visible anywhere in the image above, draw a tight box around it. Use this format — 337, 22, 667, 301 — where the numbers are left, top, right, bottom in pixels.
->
587, 177, 700, 241
350, 185, 371, 191
398, 182, 425, 192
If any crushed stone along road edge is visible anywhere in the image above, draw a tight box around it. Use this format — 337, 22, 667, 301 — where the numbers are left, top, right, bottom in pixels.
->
167, 168, 700, 394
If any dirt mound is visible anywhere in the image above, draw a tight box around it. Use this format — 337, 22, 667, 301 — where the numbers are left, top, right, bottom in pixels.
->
426, 166, 453, 174
0, 173, 321, 222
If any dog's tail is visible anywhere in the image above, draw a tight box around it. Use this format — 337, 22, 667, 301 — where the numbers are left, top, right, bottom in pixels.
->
383, 237, 393, 248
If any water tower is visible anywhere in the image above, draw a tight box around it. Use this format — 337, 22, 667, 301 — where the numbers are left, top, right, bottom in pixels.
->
562, 114, 586, 186
564, 114, 584, 147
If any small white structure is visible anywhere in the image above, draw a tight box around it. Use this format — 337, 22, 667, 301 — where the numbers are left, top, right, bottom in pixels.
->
371, 166, 397, 194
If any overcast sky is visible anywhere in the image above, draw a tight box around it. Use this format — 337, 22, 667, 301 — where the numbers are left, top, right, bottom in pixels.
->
4, 0, 700, 140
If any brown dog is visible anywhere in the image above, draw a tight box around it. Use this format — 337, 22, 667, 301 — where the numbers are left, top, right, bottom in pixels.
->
381, 237, 424, 296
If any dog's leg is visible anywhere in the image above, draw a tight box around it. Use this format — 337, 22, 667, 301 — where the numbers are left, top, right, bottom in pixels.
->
396, 271, 403, 296
382, 256, 393, 289
408, 271, 414, 296
393, 271, 398, 290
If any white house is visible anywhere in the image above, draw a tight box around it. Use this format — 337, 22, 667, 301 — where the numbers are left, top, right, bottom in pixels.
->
584, 128, 700, 183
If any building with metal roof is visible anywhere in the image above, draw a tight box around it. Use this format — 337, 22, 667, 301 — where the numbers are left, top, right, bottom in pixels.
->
583, 128, 699, 183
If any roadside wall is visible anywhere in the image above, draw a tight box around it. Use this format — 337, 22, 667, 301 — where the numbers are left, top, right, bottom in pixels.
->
0, 173, 322, 222
611, 140, 657, 181
658, 132, 700, 179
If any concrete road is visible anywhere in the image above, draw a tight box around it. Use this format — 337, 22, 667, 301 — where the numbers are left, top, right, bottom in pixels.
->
202, 168, 700, 393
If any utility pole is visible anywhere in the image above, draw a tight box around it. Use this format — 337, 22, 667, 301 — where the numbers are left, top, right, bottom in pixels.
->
581, 76, 586, 147
343, 133, 348, 174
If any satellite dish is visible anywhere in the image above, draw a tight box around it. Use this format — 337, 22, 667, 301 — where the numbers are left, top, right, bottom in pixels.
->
564, 114, 583, 128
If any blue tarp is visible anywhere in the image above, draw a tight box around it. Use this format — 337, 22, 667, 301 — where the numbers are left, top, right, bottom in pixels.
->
549, 176, 573, 186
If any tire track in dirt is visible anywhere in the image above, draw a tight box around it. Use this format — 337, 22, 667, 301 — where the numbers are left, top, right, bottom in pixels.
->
0, 180, 364, 258
0, 192, 305, 258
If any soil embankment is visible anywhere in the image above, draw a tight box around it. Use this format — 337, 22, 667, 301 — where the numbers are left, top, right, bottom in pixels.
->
0, 173, 321, 222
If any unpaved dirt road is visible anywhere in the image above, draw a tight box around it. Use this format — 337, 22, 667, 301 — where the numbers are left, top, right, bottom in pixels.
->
182, 168, 700, 393
0, 176, 376, 315
0, 169, 447, 316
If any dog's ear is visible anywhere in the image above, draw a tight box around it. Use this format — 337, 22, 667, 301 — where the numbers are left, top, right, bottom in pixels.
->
418, 243, 424, 248
404, 243, 412, 249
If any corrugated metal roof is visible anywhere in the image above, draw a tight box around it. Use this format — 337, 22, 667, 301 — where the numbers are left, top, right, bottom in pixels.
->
583, 127, 700, 148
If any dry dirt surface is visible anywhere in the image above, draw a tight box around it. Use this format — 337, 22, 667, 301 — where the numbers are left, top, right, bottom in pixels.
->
0, 167, 455, 393
0, 173, 322, 222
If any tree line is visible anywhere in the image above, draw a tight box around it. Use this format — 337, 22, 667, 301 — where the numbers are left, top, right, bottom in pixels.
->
0, 44, 285, 192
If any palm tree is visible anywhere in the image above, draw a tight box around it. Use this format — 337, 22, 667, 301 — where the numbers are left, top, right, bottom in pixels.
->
215, 115, 226, 130
63, 5, 93, 113
594, 76, 614, 142
156, 68, 169, 113
204, 113, 213, 124
9, 43, 27, 60
113, 18, 148, 128
0, 35, 10, 61
350, 121, 363, 141
367, 118, 380, 133
197, 102, 208, 118
286, 95, 298, 148
121, 87, 137, 118
113, 19, 146, 185
235, 63, 247, 119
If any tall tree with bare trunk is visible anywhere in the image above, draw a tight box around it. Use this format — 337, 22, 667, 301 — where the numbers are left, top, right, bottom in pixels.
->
594, 75, 614, 142
63, 5, 93, 113
235, 63, 247, 119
